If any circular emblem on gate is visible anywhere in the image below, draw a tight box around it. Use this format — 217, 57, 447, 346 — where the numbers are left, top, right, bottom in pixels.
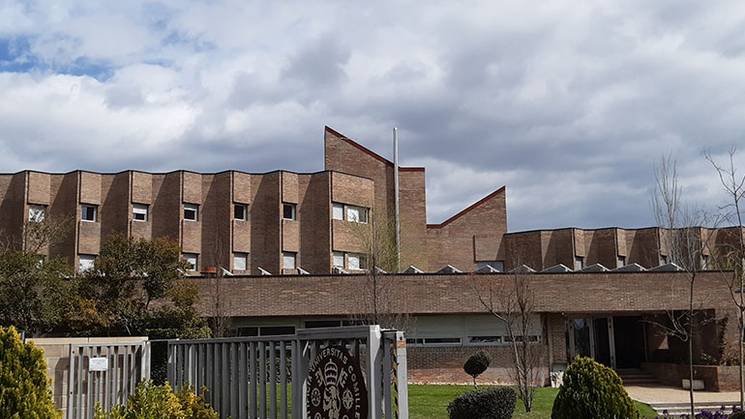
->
307, 346, 368, 419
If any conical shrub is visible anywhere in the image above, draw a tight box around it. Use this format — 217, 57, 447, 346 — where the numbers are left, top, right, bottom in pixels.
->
0, 325, 60, 418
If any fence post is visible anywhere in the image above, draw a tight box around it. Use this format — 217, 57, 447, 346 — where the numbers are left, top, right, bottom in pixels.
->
367, 325, 383, 419
394, 331, 409, 419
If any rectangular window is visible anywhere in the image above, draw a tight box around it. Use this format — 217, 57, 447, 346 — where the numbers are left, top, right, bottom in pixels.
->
332, 252, 345, 268
236, 327, 259, 337
347, 253, 367, 270
78, 254, 96, 272
332, 203, 344, 220
233, 252, 248, 271
282, 252, 296, 270
282, 203, 296, 220
132, 204, 148, 222
183, 253, 198, 271
476, 261, 504, 271
468, 335, 503, 344
259, 326, 296, 336
183, 204, 198, 221
81, 204, 97, 222
234, 203, 248, 221
28, 205, 46, 223
305, 320, 343, 328
574, 256, 584, 270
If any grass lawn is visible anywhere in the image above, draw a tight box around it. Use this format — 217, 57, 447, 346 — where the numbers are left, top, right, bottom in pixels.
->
408, 385, 658, 418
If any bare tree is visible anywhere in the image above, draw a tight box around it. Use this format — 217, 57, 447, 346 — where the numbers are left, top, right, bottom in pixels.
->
476, 272, 542, 413
705, 147, 745, 410
651, 154, 710, 417
347, 215, 412, 331
204, 229, 233, 337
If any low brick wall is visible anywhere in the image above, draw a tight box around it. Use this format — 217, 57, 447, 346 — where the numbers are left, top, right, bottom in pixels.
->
407, 345, 548, 385
642, 362, 740, 391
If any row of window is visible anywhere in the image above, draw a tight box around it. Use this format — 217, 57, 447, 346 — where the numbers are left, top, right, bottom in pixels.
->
333, 251, 368, 271
331, 203, 369, 223
29, 201, 369, 225
406, 335, 542, 347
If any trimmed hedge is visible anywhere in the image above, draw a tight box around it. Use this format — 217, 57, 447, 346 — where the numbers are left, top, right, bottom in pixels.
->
464, 350, 491, 386
0, 326, 60, 419
551, 356, 639, 419
447, 386, 516, 419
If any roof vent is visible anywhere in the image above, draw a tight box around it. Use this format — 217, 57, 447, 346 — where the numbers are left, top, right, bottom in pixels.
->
332, 266, 348, 274
542, 264, 573, 273
650, 262, 683, 272
437, 265, 462, 274
257, 266, 272, 275
403, 265, 424, 274
509, 264, 536, 273
476, 264, 501, 273
297, 267, 310, 275
612, 263, 646, 272
581, 263, 609, 272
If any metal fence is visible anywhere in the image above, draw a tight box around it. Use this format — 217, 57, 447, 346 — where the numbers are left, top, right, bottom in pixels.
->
66, 341, 151, 419
167, 325, 409, 419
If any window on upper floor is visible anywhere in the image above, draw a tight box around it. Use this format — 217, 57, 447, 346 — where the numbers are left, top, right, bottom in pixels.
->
233, 252, 249, 272
574, 256, 585, 271
28, 205, 46, 223
347, 253, 368, 271
345, 205, 368, 223
183, 253, 198, 271
132, 203, 148, 222
78, 254, 96, 272
183, 203, 199, 221
476, 261, 504, 272
282, 203, 296, 221
81, 204, 97, 222
332, 203, 344, 220
332, 252, 345, 268
282, 252, 296, 270
234, 203, 248, 221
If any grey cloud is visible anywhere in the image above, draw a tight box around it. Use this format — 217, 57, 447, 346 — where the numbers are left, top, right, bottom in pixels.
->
2, 1, 745, 232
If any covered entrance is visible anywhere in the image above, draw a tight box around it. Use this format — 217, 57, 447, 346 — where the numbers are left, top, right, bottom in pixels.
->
566, 315, 646, 369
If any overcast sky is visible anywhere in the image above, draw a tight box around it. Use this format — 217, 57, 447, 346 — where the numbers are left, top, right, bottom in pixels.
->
2, 1, 745, 231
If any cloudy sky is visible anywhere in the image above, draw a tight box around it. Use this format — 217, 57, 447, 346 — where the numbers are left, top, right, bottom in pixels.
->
2, 1, 745, 231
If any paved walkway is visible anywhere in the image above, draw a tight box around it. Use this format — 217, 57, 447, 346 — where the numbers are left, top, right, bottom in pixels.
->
626, 385, 740, 405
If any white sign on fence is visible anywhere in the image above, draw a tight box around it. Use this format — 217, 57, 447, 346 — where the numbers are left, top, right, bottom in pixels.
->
89, 357, 108, 371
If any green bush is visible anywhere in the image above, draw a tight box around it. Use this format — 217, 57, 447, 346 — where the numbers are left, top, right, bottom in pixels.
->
0, 325, 60, 418
463, 350, 491, 387
447, 386, 516, 419
95, 381, 217, 419
551, 356, 639, 419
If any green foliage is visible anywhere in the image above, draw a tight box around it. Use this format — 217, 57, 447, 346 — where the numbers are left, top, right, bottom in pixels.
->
75, 235, 208, 338
0, 250, 74, 335
551, 357, 639, 419
463, 350, 491, 386
0, 326, 60, 418
94, 381, 217, 419
447, 386, 516, 419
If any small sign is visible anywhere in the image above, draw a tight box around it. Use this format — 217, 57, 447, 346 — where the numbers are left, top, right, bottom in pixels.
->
89, 357, 108, 371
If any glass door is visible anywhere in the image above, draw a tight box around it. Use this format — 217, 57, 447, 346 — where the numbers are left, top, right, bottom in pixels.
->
567, 316, 615, 368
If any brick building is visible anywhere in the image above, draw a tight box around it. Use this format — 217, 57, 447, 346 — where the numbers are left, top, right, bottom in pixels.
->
2, 126, 744, 387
